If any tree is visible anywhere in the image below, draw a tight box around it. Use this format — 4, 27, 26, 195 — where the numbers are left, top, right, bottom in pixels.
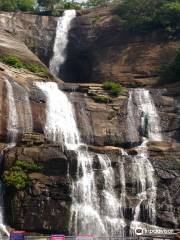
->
37, 0, 60, 10
84, 0, 110, 7
0, 0, 17, 11
17, 0, 35, 11
113, 0, 180, 34
0, 0, 35, 11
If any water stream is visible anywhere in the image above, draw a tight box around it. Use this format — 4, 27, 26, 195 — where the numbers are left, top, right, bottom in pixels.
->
5, 77, 33, 146
49, 10, 76, 77
36, 9, 166, 236
4, 77, 19, 146
127, 89, 162, 232
2, 77, 33, 236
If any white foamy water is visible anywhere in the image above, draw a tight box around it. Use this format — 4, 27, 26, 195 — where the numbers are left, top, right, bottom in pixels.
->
39, 6, 166, 235
0, 183, 9, 237
36, 80, 128, 236
98, 154, 126, 236
127, 89, 161, 230
70, 150, 106, 236
4, 78, 19, 146
35, 82, 80, 148
133, 89, 162, 141
70, 152, 127, 236
35, 81, 103, 235
5, 78, 33, 146
49, 10, 76, 77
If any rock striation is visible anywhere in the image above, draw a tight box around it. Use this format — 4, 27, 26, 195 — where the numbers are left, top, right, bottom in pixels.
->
0, 7, 179, 235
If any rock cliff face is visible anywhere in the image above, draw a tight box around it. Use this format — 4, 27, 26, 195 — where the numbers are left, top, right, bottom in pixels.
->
0, 8, 180, 86
0, 8, 179, 235
0, 11, 57, 65
2, 77, 180, 233
61, 7, 180, 86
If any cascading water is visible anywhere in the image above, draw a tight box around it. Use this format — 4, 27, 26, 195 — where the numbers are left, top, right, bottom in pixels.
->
5, 77, 33, 146
49, 10, 76, 77
37, 9, 128, 232
0, 183, 9, 237
70, 150, 106, 236
127, 89, 162, 232
4, 77, 19, 146
37, 6, 166, 235
35, 82, 80, 148
35, 81, 127, 236
2, 78, 33, 236
97, 154, 126, 236
133, 89, 162, 141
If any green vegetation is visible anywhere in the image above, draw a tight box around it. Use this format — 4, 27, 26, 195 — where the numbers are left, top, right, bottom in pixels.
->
93, 95, 111, 103
0, 0, 82, 12
103, 81, 124, 96
16, 160, 43, 172
37, 0, 59, 11
63, 1, 81, 10
113, 0, 180, 37
3, 169, 28, 190
84, 0, 110, 8
27, 63, 49, 74
0, 0, 35, 12
3, 160, 43, 190
0, 55, 49, 75
159, 49, 180, 84
37, 0, 82, 12
0, 55, 24, 68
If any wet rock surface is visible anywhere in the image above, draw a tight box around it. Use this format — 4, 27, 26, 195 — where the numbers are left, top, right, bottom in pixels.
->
4, 142, 72, 234
0, 8, 179, 234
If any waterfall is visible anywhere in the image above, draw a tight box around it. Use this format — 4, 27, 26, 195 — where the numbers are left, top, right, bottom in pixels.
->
38, 5, 164, 235
97, 154, 126, 236
127, 89, 162, 231
49, 10, 76, 77
0, 183, 9, 237
35, 82, 80, 148
35, 82, 103, 234
35, 81, 128, 236
4, 78, 19, 146
70, 150, 106, 236
2, 77, 33, 236
133, 89, 162, 141
5, 77, 33, 146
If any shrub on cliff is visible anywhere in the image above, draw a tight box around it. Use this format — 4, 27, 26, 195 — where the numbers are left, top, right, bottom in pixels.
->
160, 49, 180, 84
0, 55, 24, 68
103, 81, 124, 96
0, 55, 50, 77
27, 63, 49, 75
93, 95, 111, 103
3, 168, 28, 190
113, 0, 180, 37
3, 160, 43, 190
